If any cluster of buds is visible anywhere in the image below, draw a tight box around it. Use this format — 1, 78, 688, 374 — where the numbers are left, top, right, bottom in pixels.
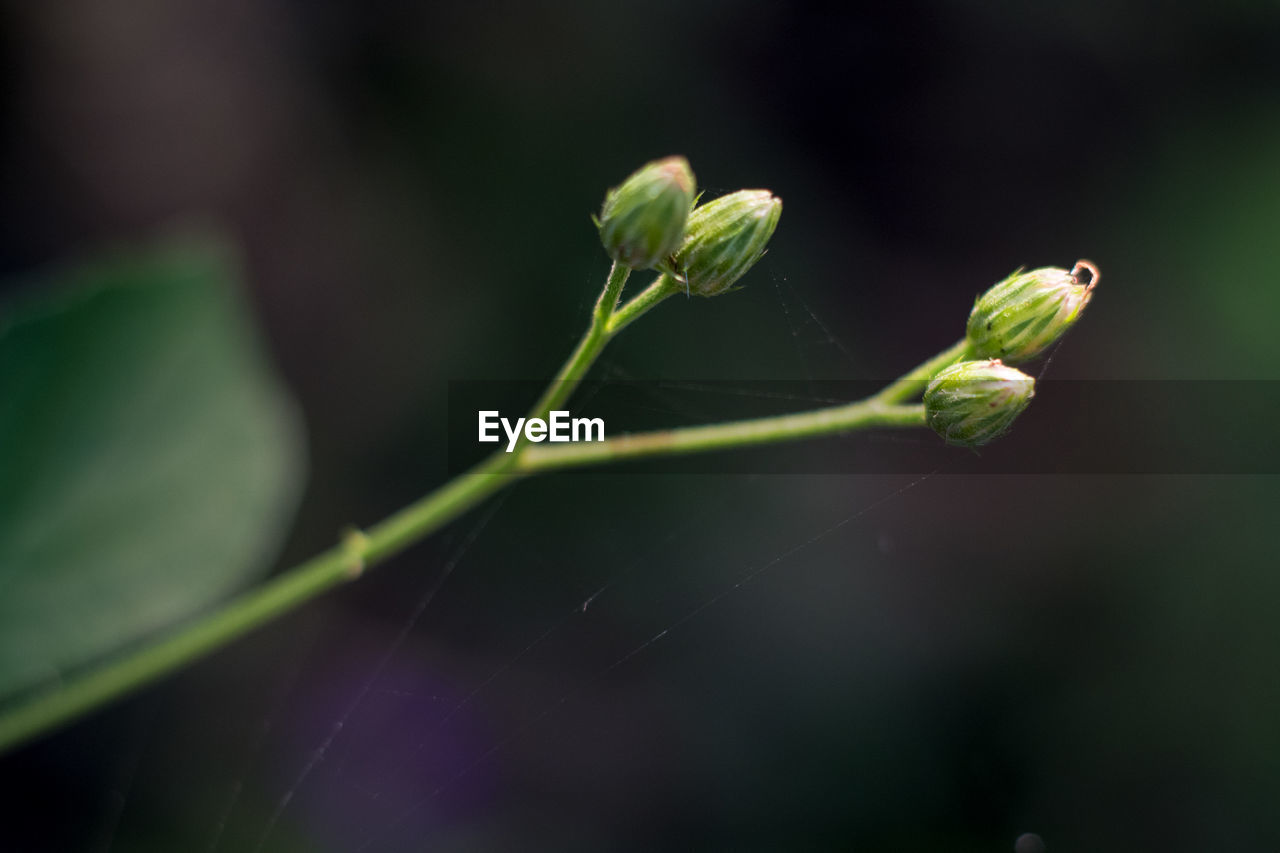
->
597, 157, 781, 295
598, 158, 1097, 451
923, 260, 1099, 446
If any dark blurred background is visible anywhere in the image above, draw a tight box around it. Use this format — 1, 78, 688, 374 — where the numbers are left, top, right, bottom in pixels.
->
3, 1, 1280, 850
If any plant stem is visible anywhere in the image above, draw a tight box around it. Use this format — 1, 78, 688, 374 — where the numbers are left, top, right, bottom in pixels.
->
0, 453, 521, 754
872, 338, 972, 405
0, 274, 960, 755
517, 401, 924, 472
606, 273, 678, 336
0, 262, 654, 754
519, 268, 675, 452
524, 261, 632, 423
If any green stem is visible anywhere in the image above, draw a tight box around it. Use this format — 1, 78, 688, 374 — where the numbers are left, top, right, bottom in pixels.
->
518, 269, 675, 456
0, 276, 949, 755
517, 400, 925, 472
606, 273, 678, 336
0, 454, 521, 754
524, 261, 632, 423
872, 338, 972, 405
0, 262, 660, 755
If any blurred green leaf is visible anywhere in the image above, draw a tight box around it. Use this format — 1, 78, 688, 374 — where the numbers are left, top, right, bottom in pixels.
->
0, 235, 305, 702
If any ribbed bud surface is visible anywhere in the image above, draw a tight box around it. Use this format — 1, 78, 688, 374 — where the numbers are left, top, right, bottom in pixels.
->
966, 261, 1098, 363
924, 359, 1036, 447
598, 156, 697, 270
666, 190, 781, 296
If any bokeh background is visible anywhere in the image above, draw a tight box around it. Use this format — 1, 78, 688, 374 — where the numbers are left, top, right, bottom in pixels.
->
3, 1, 1280, 850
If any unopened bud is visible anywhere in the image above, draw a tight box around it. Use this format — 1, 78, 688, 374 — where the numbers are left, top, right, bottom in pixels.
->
966, 261, 1099, 363
924, 359, 1035, 447
665, 189, 781, 296
597, 156, 697, 269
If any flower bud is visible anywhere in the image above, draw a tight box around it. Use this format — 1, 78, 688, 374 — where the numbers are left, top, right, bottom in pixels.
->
924, 359, 1035, 447
966, 261, 1099, 363
597, 156, 697, 269
665, 189, 782, 296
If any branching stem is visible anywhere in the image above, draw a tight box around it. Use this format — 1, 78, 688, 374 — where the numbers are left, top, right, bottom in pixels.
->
0, 265, 957, 754
872, 338, 972, 405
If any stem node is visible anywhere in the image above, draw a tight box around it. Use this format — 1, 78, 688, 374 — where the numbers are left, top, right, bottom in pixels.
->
341, 527, 370, 579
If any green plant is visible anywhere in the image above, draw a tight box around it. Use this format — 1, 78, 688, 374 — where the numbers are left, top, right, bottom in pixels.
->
0, 157, 1098, 753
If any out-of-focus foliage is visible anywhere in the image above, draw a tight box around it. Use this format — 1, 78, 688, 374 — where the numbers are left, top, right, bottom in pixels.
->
0, 236, 304, 700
